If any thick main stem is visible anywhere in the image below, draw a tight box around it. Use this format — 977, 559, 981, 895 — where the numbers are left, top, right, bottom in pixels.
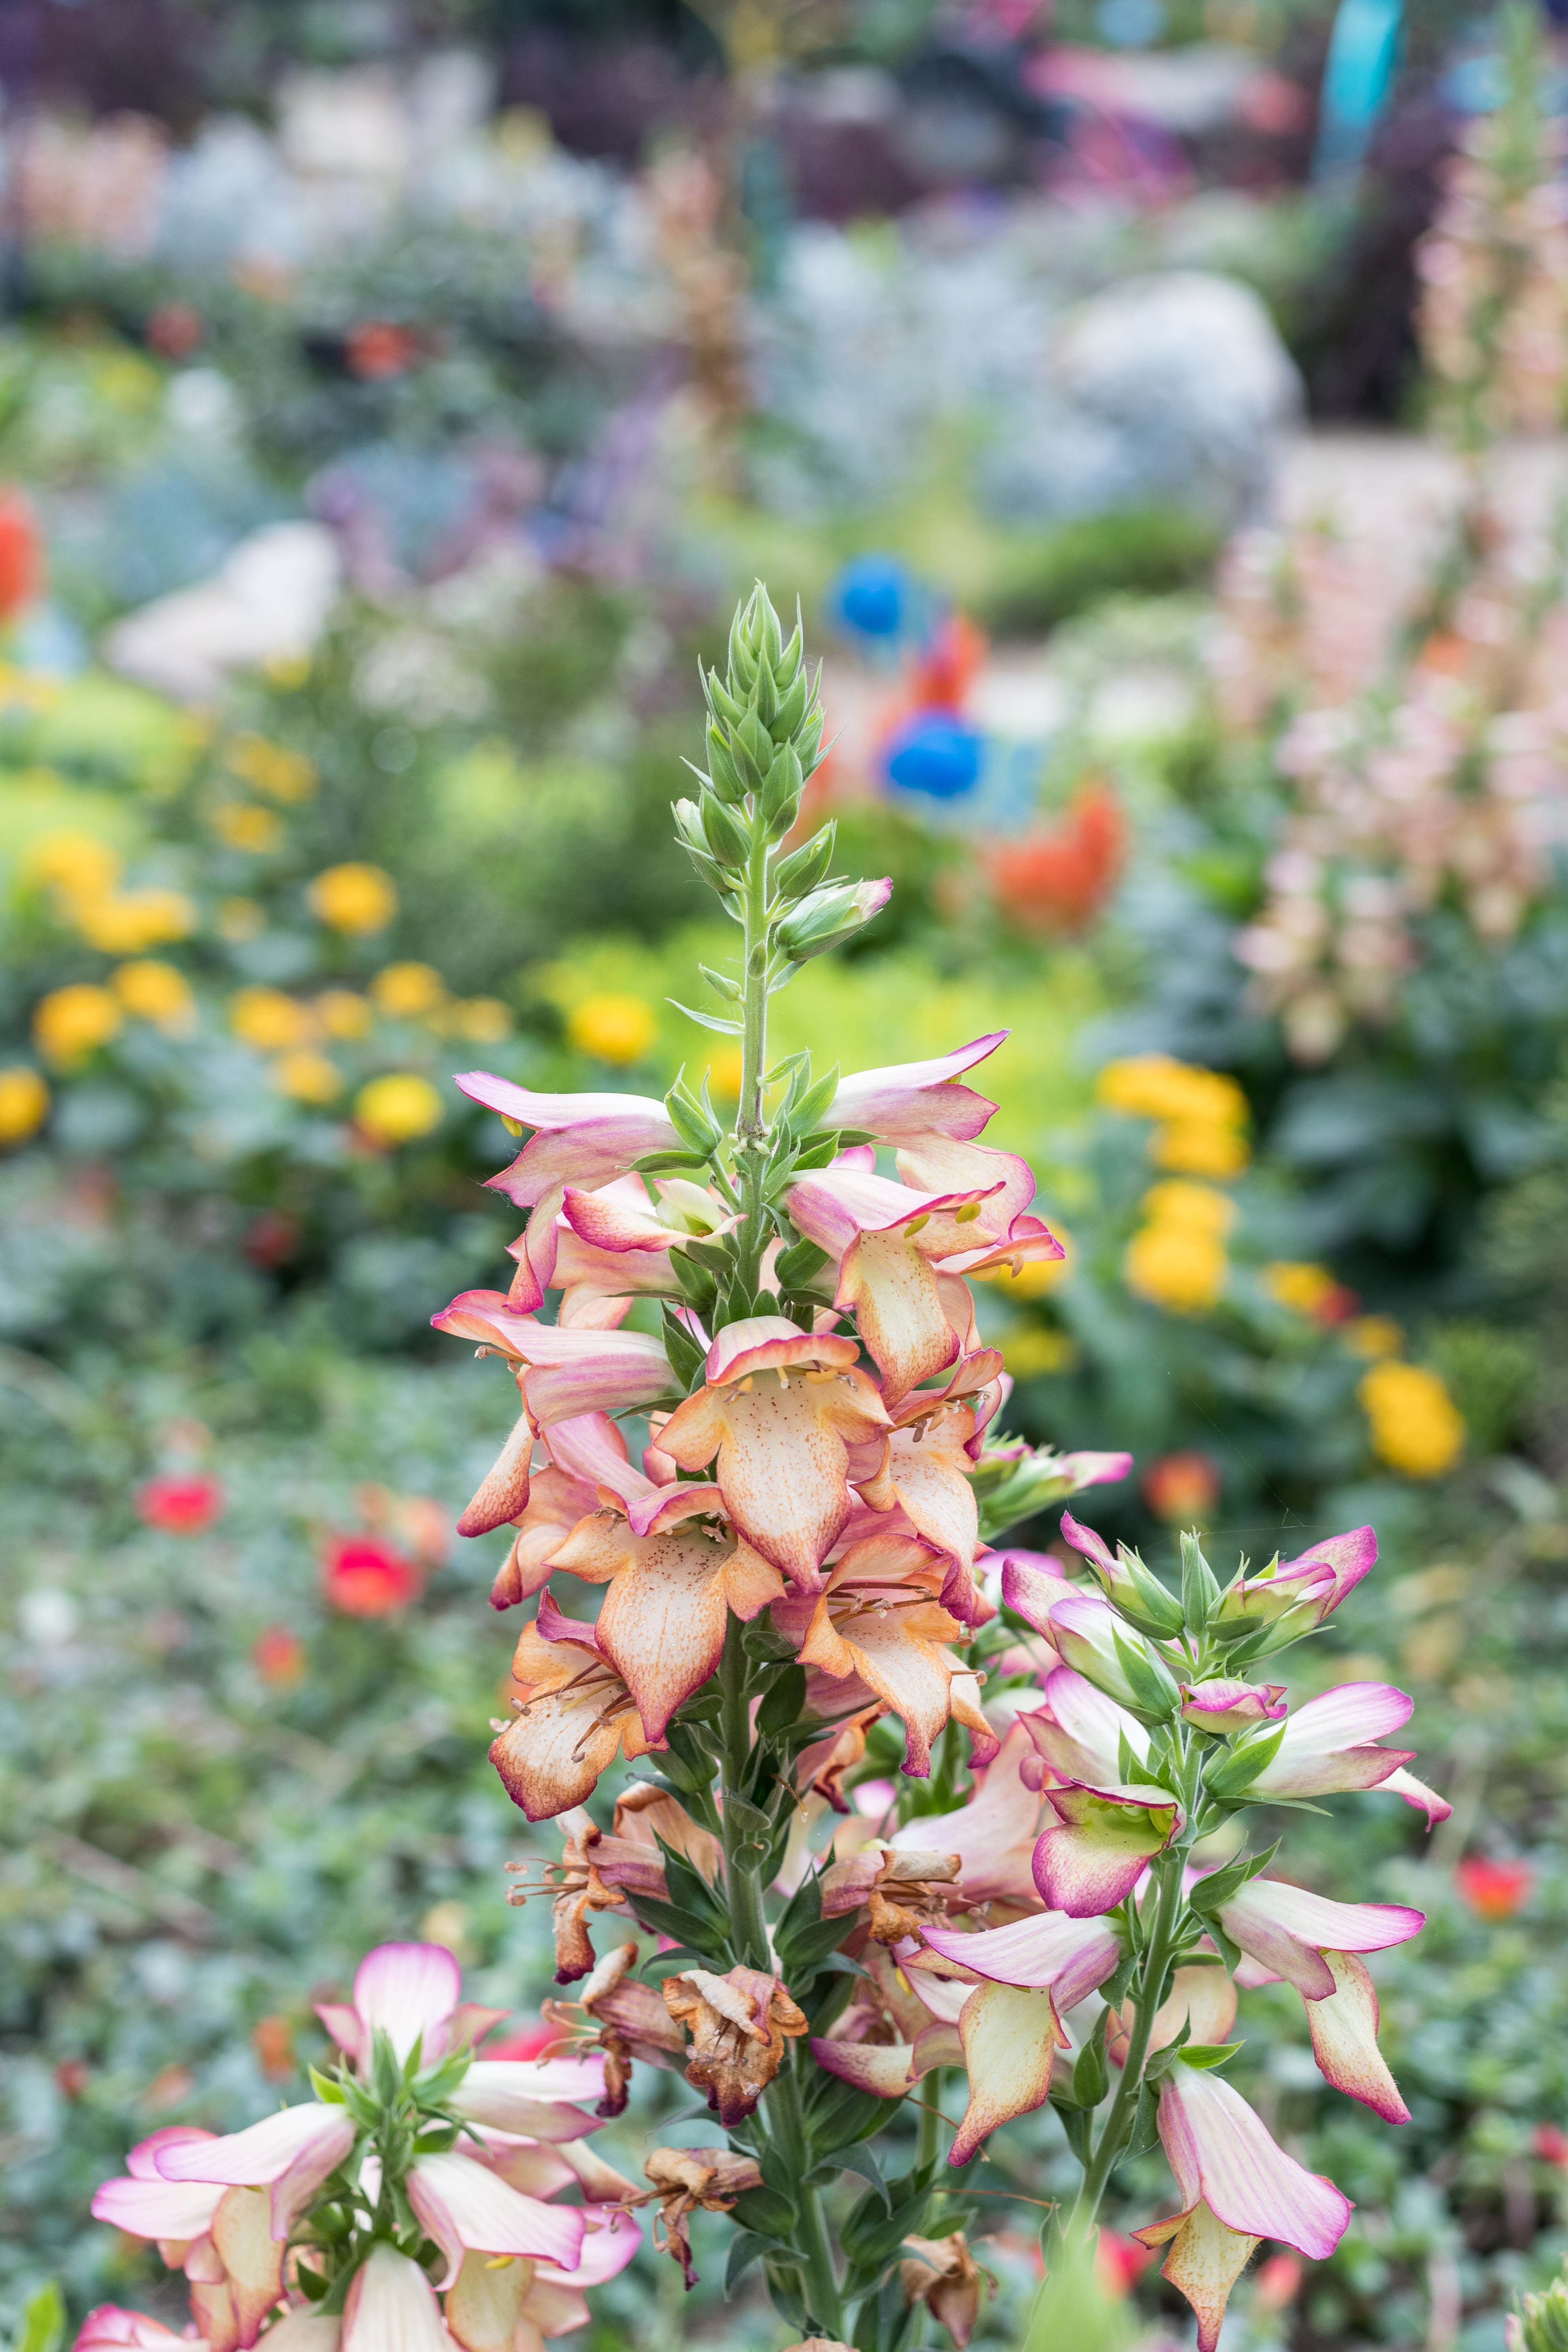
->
719, 1613, 770, 1969
769, 2051, 845, 2336
1068, 1849, 1187, 2237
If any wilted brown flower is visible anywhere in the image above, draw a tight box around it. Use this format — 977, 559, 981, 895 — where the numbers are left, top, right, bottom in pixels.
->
641, 2144, 764, 2286
662, 1964, 808, 2126
900, 2231, 990, 2347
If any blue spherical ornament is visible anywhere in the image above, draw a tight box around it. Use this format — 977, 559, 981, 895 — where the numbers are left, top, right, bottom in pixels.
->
884, 712, 984, 801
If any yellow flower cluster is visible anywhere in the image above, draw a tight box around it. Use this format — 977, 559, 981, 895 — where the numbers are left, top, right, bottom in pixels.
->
355, 1073, 444, 1144
568, 993, 657, 1066
113, 960, 195, 1033
211, 803, 285, 855
1359, 1359, 1466, 1478
1096, 1053, 1251, 1178
22, 829, 196, 955
0, 1066, 49, 1146
224, 734, 317, 802
308, 863, 398, 934
1125, 1179, 1235, 1314
1264, 1260, 1339, 1315
33, 983, 122, 1066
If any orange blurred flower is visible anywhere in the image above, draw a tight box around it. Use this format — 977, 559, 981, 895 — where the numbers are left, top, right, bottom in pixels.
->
321, 1533, 422, 1617
1456, 1856, 1532, 1919
987, 785, 1126, 935
1142, 1452, 1221, 1523
253, 1625, 307, 1687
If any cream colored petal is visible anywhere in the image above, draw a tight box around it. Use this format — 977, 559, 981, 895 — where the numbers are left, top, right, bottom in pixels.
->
839, 1229, 959, 1403
950, 1982, 1064, 2165
1136, 2203, 1259, 2352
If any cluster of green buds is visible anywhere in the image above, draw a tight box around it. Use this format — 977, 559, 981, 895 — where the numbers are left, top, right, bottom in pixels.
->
1513, 2263, 1568, 2352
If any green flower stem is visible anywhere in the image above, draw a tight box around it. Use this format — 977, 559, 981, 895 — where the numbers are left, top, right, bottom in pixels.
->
733, 820, 772, 1299
769, 2049, 845, 2336
719, 1612, 770, 1970
1068, 1846, 1187, 2237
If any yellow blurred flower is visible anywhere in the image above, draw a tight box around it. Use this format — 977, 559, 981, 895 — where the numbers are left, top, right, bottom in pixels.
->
1359, 1361, 1466, 1478
272, 1050, 343, 1105
112, 960, 195, 1033
1264, 1261, 1339, 1316
1097, 1055, 1247, 1129
308, 863, 398, 934
1346, 1314, 1404, 1360
1141, 1180, 1236, 1238
262, 653, 312, 691
568, 993, 657, 1065
705, 1046, 746, 1099
355, 1072, 444, 1145
73, 889, 197, 954
230, 987, 315, 1053
1002, 1325, 1078, 1378
373, 962, 445, 1019
450, 997, 511, 1044
217, 898, 265, 943
21, 830, 122, 902
225, 733, 317, 801
315, 989, 374, 1041
211, 802, 284, 854
34, 983, 122, 1067
1152, 1118, 1251, 1178
0, 1066, 49, 1145
1126, 1223, 1228, 1314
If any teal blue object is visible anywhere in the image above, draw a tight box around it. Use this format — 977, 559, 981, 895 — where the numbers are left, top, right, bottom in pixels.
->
1313, 0, 1404, 179
884, 712, 983, 802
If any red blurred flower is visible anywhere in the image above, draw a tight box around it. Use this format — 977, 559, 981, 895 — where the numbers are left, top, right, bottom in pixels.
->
1095, 2230, 1155, 2296
137, 1474, 224, 1535
486, 2021, 559, 2064
1312, 1282, 1360, 1327
243, 1210, 302, 1269
55, 2059, 90, 2100
1456, 1856, 1532, 1919
1142, 1451, 1221, 1523
345, 320, 422, 380
986, 784, 1126, 935
1534, 2124, 1568, 2167
146, 300, 205, 359
321, 1533, 422, 1618
0, 489, 43, 623
909, 613, 987, 711
1254, 2251, 1304, 2310
252, 2015, 295, 2080
253, 1625, 307, 1687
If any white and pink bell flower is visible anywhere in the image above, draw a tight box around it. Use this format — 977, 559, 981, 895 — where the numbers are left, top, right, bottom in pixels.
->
1133, 2058, 1354, 2352
1212, 1877, 1423, 2120
89, 2128, 284, 2352
1245, 1682, 1451, 1820
452, 1074, 679, 1314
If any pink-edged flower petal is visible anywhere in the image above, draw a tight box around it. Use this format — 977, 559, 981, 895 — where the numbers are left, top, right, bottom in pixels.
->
703, 1315, 859, 1387
949, 1981, 1067, 2165
1032, 1784, 1181, 1917
430, 1297, 672, 1425
74, 2312, 208, 2349
888, 1719, 1048, 1908
826, 1033, 1008, 1144
1158, 2063, 1353, 2257
1134, 2203, 1259, 2352
808, 2036, 919, 2098
407, 2150, 584, 2288
1277, 1524, 1377, 1611
1379, 1765, 1451, 1825
543, 2203, 643, 2288
1249, 1683, 1415, 1799
998, 1548, 1076, 1631
1022, 1664, 1149, 1788
91, 2172, 223, 2242
1216, 1878, 1423, 2000
352, 1941, 461, 2064
1180, 1678, 1288, 1731
921, 1910, 1119, 2011
449, 2056, 608, 2141
155, 2105, 355, 2243
342, 2242, 451, 2352
1301, 1950, 1409, 2120
1058, 1511, 1116, 1571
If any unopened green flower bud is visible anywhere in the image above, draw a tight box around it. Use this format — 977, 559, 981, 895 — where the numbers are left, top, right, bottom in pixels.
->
774, 822, 836, 902
1515, 2274, 1568, 2352
700, 792, 752, 869
777, 876, 892, 964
